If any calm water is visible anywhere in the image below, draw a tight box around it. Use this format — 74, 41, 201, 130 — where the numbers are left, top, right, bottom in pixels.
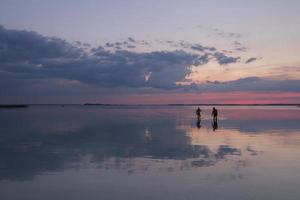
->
0, 105, 300, 200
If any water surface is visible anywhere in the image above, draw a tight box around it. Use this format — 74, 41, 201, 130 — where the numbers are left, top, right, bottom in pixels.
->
0, 106, 300, 200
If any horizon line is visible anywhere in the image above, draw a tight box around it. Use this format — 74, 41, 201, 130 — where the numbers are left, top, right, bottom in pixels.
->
1, 103, 300, 107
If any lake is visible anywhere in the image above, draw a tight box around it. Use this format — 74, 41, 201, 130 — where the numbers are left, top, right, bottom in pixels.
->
0, 105, 300, 200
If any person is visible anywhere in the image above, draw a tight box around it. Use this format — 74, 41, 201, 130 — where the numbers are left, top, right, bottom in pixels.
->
196, 107, 202, 120
212, 107, 218, 122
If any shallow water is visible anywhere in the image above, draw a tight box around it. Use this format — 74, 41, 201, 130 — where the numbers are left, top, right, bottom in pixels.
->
0, 105, 300, 200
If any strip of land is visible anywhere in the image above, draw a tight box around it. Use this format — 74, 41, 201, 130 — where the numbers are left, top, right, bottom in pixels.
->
0, 104, 29, 108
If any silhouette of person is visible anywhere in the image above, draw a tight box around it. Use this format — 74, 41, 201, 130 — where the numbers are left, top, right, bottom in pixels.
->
196, 107, 202, 120
196, 119, 201, 129
212, 120, 218, 131
212, 107, 218, 122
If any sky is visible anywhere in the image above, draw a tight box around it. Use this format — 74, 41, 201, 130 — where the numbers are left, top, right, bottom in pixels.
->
0, 0, 300, 104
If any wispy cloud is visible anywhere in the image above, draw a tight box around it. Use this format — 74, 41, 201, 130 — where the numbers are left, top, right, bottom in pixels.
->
213, 28, 242, 39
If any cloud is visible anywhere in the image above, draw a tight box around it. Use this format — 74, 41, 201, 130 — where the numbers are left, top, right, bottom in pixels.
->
1, 25, 216, 95
235, 47, 247, 52
105, 42, 114, 47
168, 41, 217, 52
1, 25, 293, 98
190, 44, 216, 52
103, 38, 149, 50
233, 41, 247, 52
0, 25, 82, 62
245, 57, 257, 64
187, 77, 300, 92
126, 44, 136, 49
213, 28, 242, 39
128, 37, 135, 43
196, 26, 242, 39
213, 52, 240, 65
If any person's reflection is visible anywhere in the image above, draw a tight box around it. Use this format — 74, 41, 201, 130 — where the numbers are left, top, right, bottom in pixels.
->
212, 120, 218, 131
196, 107, 202, 120
196, 119, 201, 129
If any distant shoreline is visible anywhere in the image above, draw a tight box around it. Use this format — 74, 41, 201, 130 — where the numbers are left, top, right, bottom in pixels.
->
83, 103, 300, 106
1, 103, 299, 107
0, 104, 29, 108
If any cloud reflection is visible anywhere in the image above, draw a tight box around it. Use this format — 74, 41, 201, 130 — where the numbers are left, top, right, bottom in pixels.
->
1, 106, 298, 180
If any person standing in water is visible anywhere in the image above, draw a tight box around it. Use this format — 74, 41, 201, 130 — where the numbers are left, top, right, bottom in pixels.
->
212, 107, 218, 122
212, 119, 218, 131
196, 107, 202, 120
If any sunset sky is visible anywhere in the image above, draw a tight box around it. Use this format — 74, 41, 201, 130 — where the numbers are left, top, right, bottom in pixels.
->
0, 0, 300, 104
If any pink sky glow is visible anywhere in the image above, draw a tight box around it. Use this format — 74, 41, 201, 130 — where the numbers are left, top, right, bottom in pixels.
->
85, 91, 300, 105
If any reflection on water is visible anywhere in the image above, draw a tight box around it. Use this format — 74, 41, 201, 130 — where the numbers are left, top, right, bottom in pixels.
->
0, 106, 300, 200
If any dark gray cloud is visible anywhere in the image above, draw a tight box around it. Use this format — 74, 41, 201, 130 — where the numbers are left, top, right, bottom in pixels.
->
105, 42, 114, 47
0, 25, 212, 95
245, 57, 257, 64
186, 77, 300, 92
213, 52, 240, 65
128, 37, 135, 43
0, 25, 82, 62
190, 44, 216, 52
